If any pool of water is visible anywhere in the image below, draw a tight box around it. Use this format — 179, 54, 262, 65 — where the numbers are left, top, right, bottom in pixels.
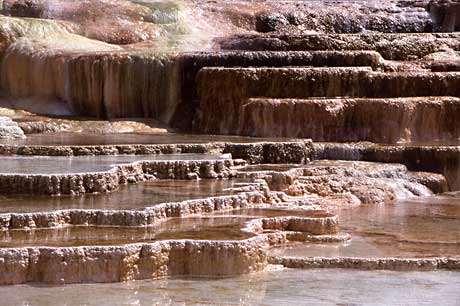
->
2, 269, 459, 305
388, 140, 460, 147
0, 154, 227, 174
0, 179, 250, 213
271, 192, 460, 258
0, 216, 254, 248
0, 132, 295, 146
214, 208, 332, 218
237, 164, 301, 172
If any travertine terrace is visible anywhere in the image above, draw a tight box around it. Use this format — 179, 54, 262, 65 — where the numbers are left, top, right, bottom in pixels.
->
0, 0, 460, 304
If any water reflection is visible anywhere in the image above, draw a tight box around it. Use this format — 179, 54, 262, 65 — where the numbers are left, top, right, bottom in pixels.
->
0, 179, 249, 213
271, 192, 460, 258
0, 216, 254, 248
0, 131, 293, 146
1, 269, 459, 305
0, 154, 226, 174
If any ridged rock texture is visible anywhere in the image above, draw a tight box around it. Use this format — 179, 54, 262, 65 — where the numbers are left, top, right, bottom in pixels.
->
0, 159, 238, 195
0, 192, 265, 230
219, 33, 460, 60
0, 237, 269, 285
1, 49, 181, 121
238, 97, 460, 143
0, 214, 346, 286
1, 0, 460, 290
196, 67, 460, 140
270, 256, 460, 271
314, 143, 460, 190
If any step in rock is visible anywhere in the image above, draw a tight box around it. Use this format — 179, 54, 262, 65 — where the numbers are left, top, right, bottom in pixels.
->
238, 97, 460, 143
197, 67, 372, 134
218, 33, 460, 60
0, 43, 383, 131
313, 142, 460, 191
196, 67, 460, 134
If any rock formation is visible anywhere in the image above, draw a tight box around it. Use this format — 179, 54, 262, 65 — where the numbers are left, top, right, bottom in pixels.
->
0, 0, 459, 291
0, 116, 25, 139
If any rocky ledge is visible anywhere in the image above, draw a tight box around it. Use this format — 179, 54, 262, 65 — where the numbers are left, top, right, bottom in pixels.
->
0, 158, 241, 195
0, 210, 341, 285
270, 256, 460, 271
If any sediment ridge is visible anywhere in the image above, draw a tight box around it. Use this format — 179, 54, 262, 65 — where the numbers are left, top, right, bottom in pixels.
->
0, 208, 340, 285
196, 67, 460, 137
0, 192, 265, 230
1, 0, 460, 292
270, 256, 460, 271
0, 158, 239, 195
314, 142, 460, 190
238, 97, 460, 143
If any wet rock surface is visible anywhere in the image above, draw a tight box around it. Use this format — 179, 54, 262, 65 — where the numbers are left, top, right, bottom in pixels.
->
0, 157, 240, 195
271, 256, 460, 271
0, 153, 454, 285
238, 97, 460, 143
0, 0, 459, 298
219, 32, 460, 60
196, 67, 460, 137
0, 238, 269, 285
314, 142, 460, 190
